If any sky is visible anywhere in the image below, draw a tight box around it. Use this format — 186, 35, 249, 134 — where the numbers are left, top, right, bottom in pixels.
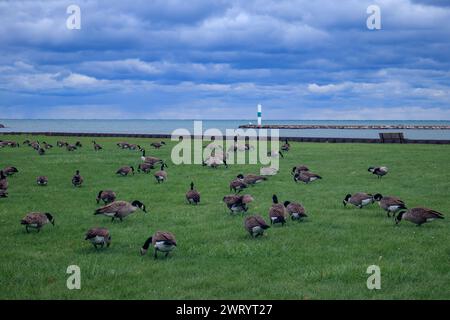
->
0, 0, 449, 120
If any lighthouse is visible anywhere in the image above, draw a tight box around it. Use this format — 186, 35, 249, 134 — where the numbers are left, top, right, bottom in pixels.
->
257, 104, 262, 127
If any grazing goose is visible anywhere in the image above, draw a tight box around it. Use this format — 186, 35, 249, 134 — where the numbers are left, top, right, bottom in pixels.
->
269, 194, 287, 226
116, 166, 135, 176
140, 231, 177, 259
57, 141, 66, 147
373, 194, 407, 217
267, 150, 284, 158
96, 190, 116, 204
292, 165, 309, 175
75, 141, 83, 148
154, 163, 168, 183
36, 176, 48, 186
94, 200, 147, 222
223, 194, 254, 214
138, 162, 153, 173
30, 141, 40, 150
128, 144, 141, 150
66, 144, 77, 151
141, 150, 163, 164
38, 147, 46, 155
42, 141, 53, 149
0, 189, 7, 198
23, 139, 31, 146
21, 212, 54, 233
85, 228, 111, 249
230, 177, 248, 193
0, 170, 8, 191
284, 201, 308, 221
2, 166, 18, 176
293, 171, 322, 184
343, 193, 374, 209
72, 170, 84, 187
281, 139, 290, 152
395, 208, 444, 226
368, 166, 388, 178
244, 215, 270, 237
239, 174, 267, 185
151, 141, 166, 149
117, 142, 130, 149
186, 182, 200, 205
92, 141, 102, 151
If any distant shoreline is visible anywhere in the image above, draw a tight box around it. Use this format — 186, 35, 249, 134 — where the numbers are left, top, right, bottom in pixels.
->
239, 124, 450, 130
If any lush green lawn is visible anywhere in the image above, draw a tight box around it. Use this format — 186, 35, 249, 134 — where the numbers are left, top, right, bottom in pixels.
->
0, 135, 449, 299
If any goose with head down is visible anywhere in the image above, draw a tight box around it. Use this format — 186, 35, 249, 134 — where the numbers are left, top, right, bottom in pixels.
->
368, 166, 388, 178
223, 194, 254, 214
116, 166, 135, 176
395, 208, 444, 226
36, 176, 48, 186
21, 212, 55, 233
244, 215, 270, 238
96, 190, 116, 204
343, 193, 374, 209
0, 170, 8, 191
94, 200, 147, 222
85, 228, 111, 249
284, 201, 308, 221
293, 171, 322, 184
373, 194, 407, 217
2, 166, 18, 177
140, 231, 177, 259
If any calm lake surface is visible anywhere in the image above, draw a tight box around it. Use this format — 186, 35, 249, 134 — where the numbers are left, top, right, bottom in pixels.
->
1, 119, 450, 140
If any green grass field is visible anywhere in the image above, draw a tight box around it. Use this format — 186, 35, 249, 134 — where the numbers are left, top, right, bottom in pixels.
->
0, 135, 449, 300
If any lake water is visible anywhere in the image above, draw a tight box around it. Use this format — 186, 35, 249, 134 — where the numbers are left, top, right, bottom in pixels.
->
1, 119, 450, 140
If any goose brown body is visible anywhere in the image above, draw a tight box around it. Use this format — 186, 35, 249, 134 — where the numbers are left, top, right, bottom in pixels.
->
116, 166, 134, 176
396, 208, 444, 226
36, 176, 48, 186
294, 171, 322, 183
269, 195, 287, 225
284, 201, 308, 220
21, 212, 54, 232
140, 231, 177, 258
85, 228, 111, 248
186, 182, 200, 205
223, 194, 253, 213
72, 170, 84, 187
343, 193, 374, 208
2, 166, 18, 176
374, 194, 407, 217
96, 190, 117, 204
94, 200, 146, 221
244, 215, 270, 237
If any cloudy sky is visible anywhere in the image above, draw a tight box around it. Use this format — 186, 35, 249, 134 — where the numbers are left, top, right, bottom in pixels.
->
0, 0, 449, 120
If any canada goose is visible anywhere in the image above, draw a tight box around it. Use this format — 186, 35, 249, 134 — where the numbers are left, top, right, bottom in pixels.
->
23, 139, 31, 145
223, 194, 254, 214
373, 194, 407, 217
238, 174, 267, 186
186, 182, 200, 205
284, 201, 308, 221
395, 208, 444, 226
96, 190, 116, 204
128, 144, 140, 150
292, 165, 309, 175
117, 142, 130, 149
151, 141, 166, 149
343, 193, 374, 208
94, 200, 147, 222
85, 228, 111, 249
269, 195, 287, 226
138, 162, 153, 173
92, 141, 102, 151
57, 141, 66, 147
244, 215, 270, 237
75, 141, 82, 148
1, 141, 19, 148
116, 166, 134, 176
0, 170, 8, 191
293, 171, 322, 184
66, 144, 77, 151
154, 163, 168, 183
21, 212, 54, 233
368, 166, 388, 178
0, 190, 7, 198
30, 141, 40, 150
281, 139, 290, 152
38, 147, 46, 155
230, 177, 248, 193
140, 231, 177, 259
2, 166, 18, 176
267, 150, 284, 158
141, 150, 163, 164
202, 157, 228, 169
42, 141, 53, 149
72, 170, 84, 187
36, 176, 48, 186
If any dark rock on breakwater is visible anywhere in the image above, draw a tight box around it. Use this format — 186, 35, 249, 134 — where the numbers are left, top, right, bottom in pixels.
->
0, 124, 5, 128
239, 124, 450, 130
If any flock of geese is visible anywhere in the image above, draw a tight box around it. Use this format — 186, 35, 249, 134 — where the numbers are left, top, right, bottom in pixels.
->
0, 137, 446, 259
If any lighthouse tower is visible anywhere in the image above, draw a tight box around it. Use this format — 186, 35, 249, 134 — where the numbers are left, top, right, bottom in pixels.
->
257, 104, 262, 127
